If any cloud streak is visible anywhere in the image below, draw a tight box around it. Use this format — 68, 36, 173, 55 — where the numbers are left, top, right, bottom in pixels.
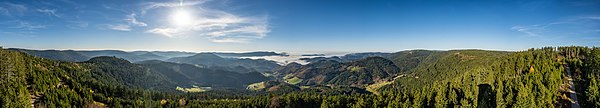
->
141, 0, 206, 14
125, 13, 147, 27
36, 9, 60, 17
510, 25, 545, 36
511, 15, 600, 37
107, 24, 131, 31
9, 21, 46, 30
146, 28, 179, 37
104, 13, 147, 31
142, 0, 270, 43
0, 2, 28, 16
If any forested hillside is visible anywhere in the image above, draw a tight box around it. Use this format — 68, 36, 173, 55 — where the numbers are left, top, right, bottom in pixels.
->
0, 49, 267, 107
0, 48, 171, 107
271, 57, 400, 88
1, 47, 599, 107
8, 48, 91, 62
83, 56, 177, 91
200, 47, 598, 107
138, 60, 269, 89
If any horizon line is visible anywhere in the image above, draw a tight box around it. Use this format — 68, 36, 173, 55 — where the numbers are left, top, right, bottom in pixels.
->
3, 46, 591, 54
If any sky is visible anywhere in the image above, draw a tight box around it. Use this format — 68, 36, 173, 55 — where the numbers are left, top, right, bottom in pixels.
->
0, 0, 599, 53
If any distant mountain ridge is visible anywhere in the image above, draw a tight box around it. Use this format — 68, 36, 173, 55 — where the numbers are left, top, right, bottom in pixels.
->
300, 52, 391, 63
8, 48, 286, 63
130, 51, 197, 58
8, 48, 169, 62
167, 53, 281, 73
137, 52, 168, 60
8, 48, 91, 62
212, 51, 288, 57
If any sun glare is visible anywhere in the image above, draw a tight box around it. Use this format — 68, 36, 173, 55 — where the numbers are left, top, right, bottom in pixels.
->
171, 9, 194, 27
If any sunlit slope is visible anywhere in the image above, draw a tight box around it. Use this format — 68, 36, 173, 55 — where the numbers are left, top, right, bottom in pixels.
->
380, 48, 569, 107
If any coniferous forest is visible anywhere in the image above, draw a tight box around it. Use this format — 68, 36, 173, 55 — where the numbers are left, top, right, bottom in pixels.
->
1, 46, 599, 107
2, 0, 599, 107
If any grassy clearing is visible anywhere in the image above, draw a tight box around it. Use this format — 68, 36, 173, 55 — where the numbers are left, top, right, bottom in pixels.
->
247, 82, 266, 90
176, 86, 211, 93
285, 77, 303, 85
347, 66, 365, 72
366, 81, 393, 95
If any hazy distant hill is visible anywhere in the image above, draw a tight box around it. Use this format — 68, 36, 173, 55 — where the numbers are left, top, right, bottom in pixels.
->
130, 51, 197, 58
77, 50, 149, 62
8, 48, 91, 62
136, 52, 168, 61
10, 49, 290, 65
300, 52, 390, 63
167, 53, 281, 73
9, 48, 169, 62
212, 51, 288, 57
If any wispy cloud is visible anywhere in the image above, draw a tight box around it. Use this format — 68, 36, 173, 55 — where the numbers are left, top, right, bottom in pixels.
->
0, 2, 28, 16
510, 25, 545, 36
146, 28, 179, 37
141, 0, 206, 14
36, 8, 60, 17
0, 7, 8, 16
107, 24, 131, 31
511, 15, 600, 37
104, 13, 147, 31
578, 16, 600, 20
9, 21, 46, 30
125, 13, 147, 27
142, 0, 270, 43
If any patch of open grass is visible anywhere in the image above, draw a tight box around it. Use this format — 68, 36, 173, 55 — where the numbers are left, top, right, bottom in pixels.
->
176, 86, 211, 93
366, 81, 393, 95
347, 66, 365, 72
246, 82, 266, 90
285, 77, 303, 85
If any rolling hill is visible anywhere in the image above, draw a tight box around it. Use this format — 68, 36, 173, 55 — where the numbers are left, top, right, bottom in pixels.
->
167, 53, 280, 73
274, 57, 401, 87
137, 60, 269, 89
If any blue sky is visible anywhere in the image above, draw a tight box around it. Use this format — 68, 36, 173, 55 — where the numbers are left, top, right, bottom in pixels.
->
0, 0, 599, 53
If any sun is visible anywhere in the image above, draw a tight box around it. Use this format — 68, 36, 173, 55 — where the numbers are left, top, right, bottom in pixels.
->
170, 9, 194, 27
